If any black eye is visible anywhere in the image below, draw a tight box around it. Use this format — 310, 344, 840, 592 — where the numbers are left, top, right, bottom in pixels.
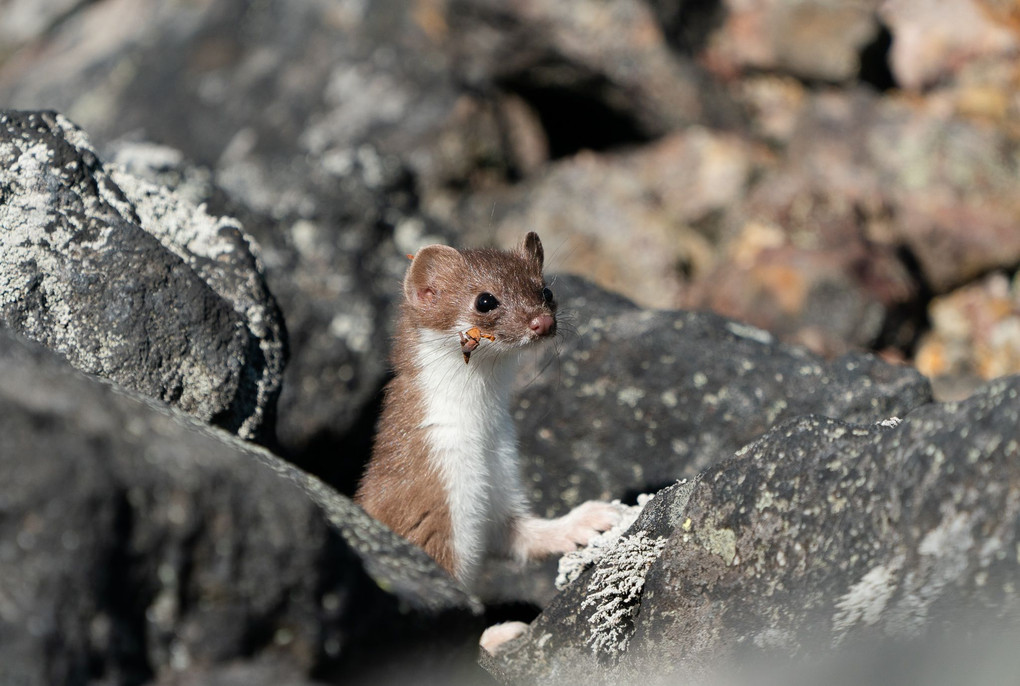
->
475, 292, 500, 313
542, 287, 554, 304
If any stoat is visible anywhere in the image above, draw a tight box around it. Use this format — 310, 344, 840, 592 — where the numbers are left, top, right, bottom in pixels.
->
355, 232, 619, 590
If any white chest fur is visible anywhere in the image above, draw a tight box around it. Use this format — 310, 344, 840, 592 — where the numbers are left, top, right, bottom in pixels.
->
412, 331, 529, 586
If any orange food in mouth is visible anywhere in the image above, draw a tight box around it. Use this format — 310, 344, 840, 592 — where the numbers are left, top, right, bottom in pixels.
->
458, 327, 496, 364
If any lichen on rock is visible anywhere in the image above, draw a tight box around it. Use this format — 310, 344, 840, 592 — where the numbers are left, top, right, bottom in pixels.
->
580, 529, 668, 661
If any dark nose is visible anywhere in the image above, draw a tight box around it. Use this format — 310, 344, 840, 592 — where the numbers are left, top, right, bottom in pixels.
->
530, 314, 555, 337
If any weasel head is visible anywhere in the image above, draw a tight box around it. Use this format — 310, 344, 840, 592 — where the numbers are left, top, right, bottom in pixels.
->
403, 232, 557, 357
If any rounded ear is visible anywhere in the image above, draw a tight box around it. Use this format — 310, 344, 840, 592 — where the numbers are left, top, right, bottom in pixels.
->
522, 232, 544, 269
403, 244, 464, 309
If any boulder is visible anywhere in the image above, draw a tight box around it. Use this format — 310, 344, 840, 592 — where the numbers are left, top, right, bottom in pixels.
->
475, 275, 932, 605
0, 0, 483, 475
0, 110, 285, 442
701, 0, 882, 82
0, 326, 485, 686
449, 128, 765, 310
445, 0, 724, 149
513, 275, 932, 514
880, 0, 1020, 91
486, 373, 1020, 683
692, 88, 1020, 352
106, 134, 451, 487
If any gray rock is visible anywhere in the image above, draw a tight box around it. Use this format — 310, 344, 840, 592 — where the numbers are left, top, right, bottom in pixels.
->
0, 326, 485, 686
0, 110, 285, 442
105, 135, 439, 485
513, 275, 931, 515
0, 0, 482, 473
445, 0, 727, 145
485, 374, 1020, 684
475, 275, 931, 605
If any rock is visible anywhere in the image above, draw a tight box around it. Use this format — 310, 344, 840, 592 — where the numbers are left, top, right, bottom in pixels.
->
687, 218, 915, 357
7, 0, 1018, 487
445, 0, 724, 148
0, 325, 485, 686
0, 0, 480, 476
701, 0, 881, 82
880, 0, 1020, 91
474, 276, 931, 605
108, 132, 452, 487
690, 87, 1020, 354
870, 97, 1020, 293
0, 110, 285, 442
915, 269, 1020, 400
449, 128, 765, 310
513, 276, 931, 513
486, 374, 1020, 684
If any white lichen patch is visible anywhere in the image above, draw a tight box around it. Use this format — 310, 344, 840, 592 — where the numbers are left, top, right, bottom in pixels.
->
580, 529, 667, 660
831, 557, 902, 645
556, 494, 653, 590
616, 386, 645, 408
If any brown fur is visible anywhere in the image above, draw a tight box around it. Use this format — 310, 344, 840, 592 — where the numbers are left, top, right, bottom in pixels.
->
354, 326, 458, 572
402, 237, 553, 340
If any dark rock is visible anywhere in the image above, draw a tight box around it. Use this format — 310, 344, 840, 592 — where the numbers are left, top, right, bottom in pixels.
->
0, 0, 476, 478
0, 0, 728, 485
514, 275, 931, 514
445, 0, 726, 154
106, 134, 452, 489
475, 275, 931, 605
0, 110, 285, 442
0, 326, 484, 686
487, 374, 1020, 684
223, 149, 453, 488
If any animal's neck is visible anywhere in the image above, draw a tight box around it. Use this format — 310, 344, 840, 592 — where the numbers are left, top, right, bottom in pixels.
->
411, 330, 520, 416
410, 330, 524, 584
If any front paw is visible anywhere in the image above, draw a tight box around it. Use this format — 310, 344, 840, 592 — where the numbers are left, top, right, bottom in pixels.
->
559, 500, 623, 548
513, 501, 625, 560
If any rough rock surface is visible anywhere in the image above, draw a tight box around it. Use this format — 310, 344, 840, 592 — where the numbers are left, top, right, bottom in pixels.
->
0, 326, 485, 686
513, 276, 932, 515
486, 374, 1020, 684
880, 0, 1020, 91
0, 0, 472, 473
475, 275, 931, 605
0, 110, 285, 442
0, 0, 730, 478
107, 133, 449, 484
445, 0, 723, 142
